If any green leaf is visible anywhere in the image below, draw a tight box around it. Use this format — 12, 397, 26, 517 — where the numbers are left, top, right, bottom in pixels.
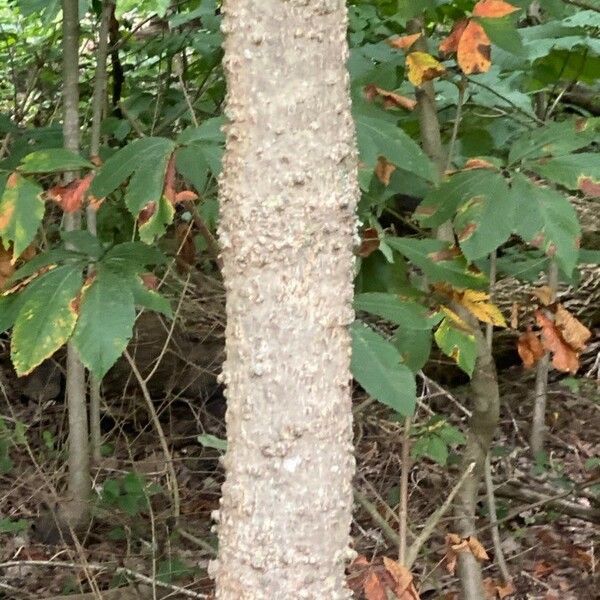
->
434, 316, 476, 377
385, 237, 488, 290
392, 327, 432, 373
197, 433, 227, 452
18, 149, 93, 174
354, 292, 439, 329
6, 249, 84, 286
0, 174, 44, 259
508, 118, 599, 165
139, 196, 175, 244
354, 113, 437, 182
61, 231, 103, 259
90, 137, 175, 215
454, 172, 516, 260
130, 277, 172, 317
102, 242, 167, 271
0, 293, 27, 334
72, 266, 136, 379
177, 117, 225, 145
527, 153, 600, 194
0, 518, 29, 534
11, 264, 83, 376
512, 174, 581, 275
350, 321, 416, 416
478, 16, 525, 56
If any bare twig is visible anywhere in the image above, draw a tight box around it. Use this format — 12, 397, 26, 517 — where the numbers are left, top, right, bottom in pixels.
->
398, 416, 412, 565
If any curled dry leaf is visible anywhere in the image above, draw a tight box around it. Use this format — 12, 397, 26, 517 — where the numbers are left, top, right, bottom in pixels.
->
483, 577, 516, 600
363, 571, 387, 600
46, 172, 95, 213
463, 158, 497, 171
472, 0, 519, 18
406, 52, 446, 87
517, 327, 545, 369
383, 557, 420, 600
364, 85, 417, 111
375, 156, 397, 185
445, 534, 490, 575
440, 19, 469, 55
389, 32, 422, 51
532, 285, 555, 306
535, 310, 579, 373
457, 21, 491, 75
554, 304, 591, 352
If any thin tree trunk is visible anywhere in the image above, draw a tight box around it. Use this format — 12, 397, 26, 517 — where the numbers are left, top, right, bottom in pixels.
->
212, 1, 358, 598
62, 0, 90, 529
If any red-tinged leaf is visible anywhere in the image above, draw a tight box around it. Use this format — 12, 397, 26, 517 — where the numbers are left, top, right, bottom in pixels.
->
579, 176, 600, 197
0, 243, 14, 288
358, 227, 380, 257
472, 0, 519, 18
364, 84, 417, 111
389, 32, 422, 51
174, 190, 199, 203
141, 273, 159, 290
535, 310, 580, 373
463, 158, 497, 170
439, 19, 469, 55
138, 202, 156, 225
47, 172, 94, 213
457, 21, 491, 75
6, 172, 19, 188
517, 328, 545, 369
364, 571, 387, 600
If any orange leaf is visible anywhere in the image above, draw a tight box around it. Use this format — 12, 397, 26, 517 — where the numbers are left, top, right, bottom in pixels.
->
47, 172, 95, 213
0, 243, 15, 288
554, 304, 591, 352
457, 21, 491, 75
375, 156, 397, 185
439, 19, 469, 55
174, 190, 199, 203
364, 571, 387, 600
406, 52, 446, 86
467, 536, 490, 561
463, 158, 497, 170
364, 85, 417, 111
389, 32, 422, 51
383, 558, 420, 600
517, 328, 545, 369
473, 0, 519, 18
535, 310, 580, 374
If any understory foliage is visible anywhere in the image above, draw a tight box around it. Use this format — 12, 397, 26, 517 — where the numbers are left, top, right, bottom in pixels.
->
0, 0, 598, 596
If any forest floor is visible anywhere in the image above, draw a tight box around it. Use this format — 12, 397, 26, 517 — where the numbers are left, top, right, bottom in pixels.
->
0, 356, 599, 599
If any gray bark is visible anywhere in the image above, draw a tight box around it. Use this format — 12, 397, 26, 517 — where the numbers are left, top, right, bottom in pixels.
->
212, 1, 359, 598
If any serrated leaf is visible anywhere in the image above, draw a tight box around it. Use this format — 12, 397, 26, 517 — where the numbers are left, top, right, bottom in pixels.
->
72, 266, 136, 379
527, 153, 600, 195
90, 138, 176, 216
351, 321, 416, 416
386, 237, 488, 290
512, 174, 581, 275
139, 196, 175, 244
131, 277, 172, 317
354, 113, 437, 182
18, 149, 93, 174
0, 174, 44, 259
11, 264, 82, 375
355, 292, 439, 329
454, 172, 516, 260
434, 316, 477, 376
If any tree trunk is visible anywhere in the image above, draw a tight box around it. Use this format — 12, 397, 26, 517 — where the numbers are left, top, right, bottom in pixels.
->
62, 0, 90, 530
212, 1, 359, 598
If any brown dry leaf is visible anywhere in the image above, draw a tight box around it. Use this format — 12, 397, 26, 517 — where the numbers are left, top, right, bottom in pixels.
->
457, 20, 491, 75
554, 304, 591, 352
0, 243, 15, 288
47, 172, 95, 213
440, 19, 469, 55
517, 328, 545, 369
445, 534, 489, 575
364, 571, 387, 600
383, 557, 420, 600
473, 0, 519, 17
358, 227, 380, 257
463, 158, 497, 170
532, 285, 554, 306
496, 580, 516, 599
375, 156, 397, 185
532, 561, 554, 578
535, 310, 579, 374
482, 577, 515, 599
406, 51, 446, 86
175, 223, 196, 270
389, 32, 422, 51
467, 536, 490, 561
138, 202, 156, 225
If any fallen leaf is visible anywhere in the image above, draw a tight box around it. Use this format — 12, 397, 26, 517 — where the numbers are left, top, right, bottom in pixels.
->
467, 536, 490, 561
535, 310, 579, 373
517, 328, 545, 368
406, 51, 446, 86
472, 0, 519, 18
532, 285, 555, 306
532, 561, 554, 578
383, 557, 420, 600
445, 534, 490, 575
554, 304, 591, 352
496, 580, 516, 599
579, 176, 600, 197
457, 21, 491, 75
375, 156, 397, 185
389, 32, 422, 51
364, 571, 387, 600
440, 19, 469, 55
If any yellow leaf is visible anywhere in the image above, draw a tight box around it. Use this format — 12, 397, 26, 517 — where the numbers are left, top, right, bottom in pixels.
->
406, 51, 446, 87
458, 289, 506, 327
